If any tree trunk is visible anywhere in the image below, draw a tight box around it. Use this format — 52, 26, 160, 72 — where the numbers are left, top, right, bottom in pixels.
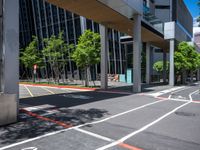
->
190, 71, 193, 83
182, 69, 187, 84
85, 67, 90, 87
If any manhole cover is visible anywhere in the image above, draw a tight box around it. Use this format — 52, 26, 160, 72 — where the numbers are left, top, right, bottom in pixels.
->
175, 111, 196, 117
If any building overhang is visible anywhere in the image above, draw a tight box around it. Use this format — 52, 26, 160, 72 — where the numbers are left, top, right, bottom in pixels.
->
46, 0, 169, 49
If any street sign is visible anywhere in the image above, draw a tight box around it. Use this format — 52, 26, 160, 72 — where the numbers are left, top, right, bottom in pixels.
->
33, 64, 37, 71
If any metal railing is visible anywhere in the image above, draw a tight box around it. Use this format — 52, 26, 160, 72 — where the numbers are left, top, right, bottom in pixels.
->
143, 5, 164, 34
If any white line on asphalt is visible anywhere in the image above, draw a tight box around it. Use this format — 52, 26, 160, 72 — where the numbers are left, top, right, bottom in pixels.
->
41, 87, 55, 94
76, 100, 163, 128
74, 128, 114, 142
21, 84, 91, 91
23, 86, 34, 97
168, 87, 190, 99
0, 100, 164, 150
147, 86, 185, 97
96, 101, 191, 150
189, 90, 199, 101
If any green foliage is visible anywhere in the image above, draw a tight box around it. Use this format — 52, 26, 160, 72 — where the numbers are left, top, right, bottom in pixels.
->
174, 42, 200, 72
72, 30, 101, 69
42, 32, 72, 65
42, 32, 74, 83
153, 61, 169, 73
20, 36, 43, 69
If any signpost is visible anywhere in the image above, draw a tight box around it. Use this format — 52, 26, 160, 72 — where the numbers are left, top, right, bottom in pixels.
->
33, 64, 37, 82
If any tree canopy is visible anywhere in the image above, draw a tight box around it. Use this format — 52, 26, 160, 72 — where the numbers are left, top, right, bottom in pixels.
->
174, 42, 200, 72
20, 36, 43, 69
72, 30, 101, 69
72, 30, 101, 86
153, 61, 169, 73
42, 32, 74, 83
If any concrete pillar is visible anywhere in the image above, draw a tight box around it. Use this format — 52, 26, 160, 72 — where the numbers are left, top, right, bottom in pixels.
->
133, 14, 142, 93
0, 0, 19, 125
169, 40, 175, 86
163, 50, 167, 83
100, 25, 108, 90
146, 43, 151, 84
1, 0, 19, 94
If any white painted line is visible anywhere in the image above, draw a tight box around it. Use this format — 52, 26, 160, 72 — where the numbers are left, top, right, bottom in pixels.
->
76, 100, 163, 128
22, 84, 91, 91
168, 87, 190, 99
0, 100, 164, 150
74, 128, 114, 142
23, 104, 55, 112
169, 98, 189, 102
189, 90, 199, 101
96, 101, 191, 150
41, 87, 55, 94
24, 86, 34, 97
21, 147, 38, 150
147, 86, 185, 97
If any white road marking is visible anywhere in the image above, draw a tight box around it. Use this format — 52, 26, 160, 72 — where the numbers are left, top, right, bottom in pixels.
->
74, 128, 114, 142
23, 104, 55, 112
21, 147, 38, 150
147, 86, 185, 97
0, 100, 164, 150
189, 90, 199, 101
23, 86, 34, 97
96, 101, 191, 150
41, 87, 55, 94
168, 87, 190, 99
21, 84, 91, 91
76, 100, 163, 128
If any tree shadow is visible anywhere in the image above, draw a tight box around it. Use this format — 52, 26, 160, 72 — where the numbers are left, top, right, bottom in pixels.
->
0, 107, 108, 147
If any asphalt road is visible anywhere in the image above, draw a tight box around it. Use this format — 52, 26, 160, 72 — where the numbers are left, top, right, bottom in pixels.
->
0, 84, 200, 150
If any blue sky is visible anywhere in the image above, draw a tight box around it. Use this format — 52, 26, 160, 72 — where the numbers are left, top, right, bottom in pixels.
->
184, 0, 199, 18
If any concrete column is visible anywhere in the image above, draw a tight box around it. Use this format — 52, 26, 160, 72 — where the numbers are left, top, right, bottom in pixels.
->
163, 50, 167, 83
100, 25, 108, 90
0, 0, 19, 125
169, 40, 175, 86
133, 14, 142, 93
1, 0, 19, 94
0, 0, 2, 92
146, 43, 151, 84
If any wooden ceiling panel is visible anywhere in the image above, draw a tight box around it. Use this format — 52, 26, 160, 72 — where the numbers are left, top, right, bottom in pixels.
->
46, 0, 169, 49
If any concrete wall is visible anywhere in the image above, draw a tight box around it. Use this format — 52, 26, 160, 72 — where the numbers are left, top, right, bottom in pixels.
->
123, 0, 143, 14
0, 94, 17, 126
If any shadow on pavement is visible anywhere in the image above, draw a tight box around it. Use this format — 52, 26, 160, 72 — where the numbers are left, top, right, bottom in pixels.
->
108, 83, 169, 93
20, 90, 128, 108
0, 107, 108, 147
0, 90, 129, 147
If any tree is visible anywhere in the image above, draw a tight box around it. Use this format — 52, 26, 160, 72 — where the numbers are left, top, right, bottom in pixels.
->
20, 36, 43, 81
42, 32, 73, 83
72, 30, 101, 87
153, 61, 169, 81
174, 42, 200, 83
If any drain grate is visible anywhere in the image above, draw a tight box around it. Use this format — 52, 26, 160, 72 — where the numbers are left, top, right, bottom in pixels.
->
175, 111, 196, 117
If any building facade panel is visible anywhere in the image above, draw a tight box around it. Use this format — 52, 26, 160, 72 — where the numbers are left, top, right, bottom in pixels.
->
19, 0, 125, 80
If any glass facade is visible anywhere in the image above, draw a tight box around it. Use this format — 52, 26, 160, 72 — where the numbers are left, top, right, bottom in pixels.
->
19, 0, 126, 80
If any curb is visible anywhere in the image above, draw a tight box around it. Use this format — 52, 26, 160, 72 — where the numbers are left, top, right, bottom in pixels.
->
20, 83, 97, 91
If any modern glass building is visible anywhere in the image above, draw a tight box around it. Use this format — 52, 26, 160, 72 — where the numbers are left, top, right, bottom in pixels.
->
19, 0, 126, 80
